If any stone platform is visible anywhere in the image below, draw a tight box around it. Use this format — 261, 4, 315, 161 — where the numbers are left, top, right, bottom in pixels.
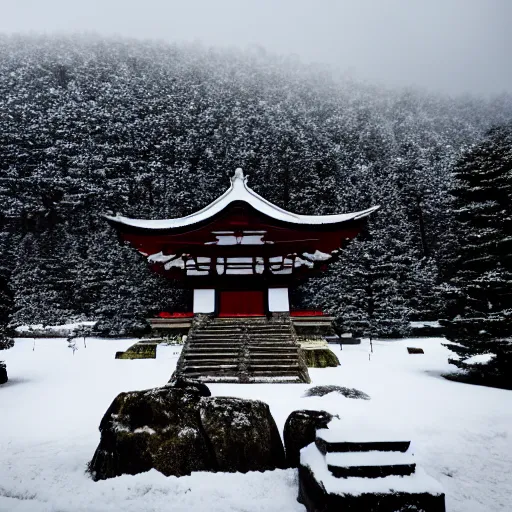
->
0, 361, 7, 384
299, 423, 446, 512
172, 316, 310, 384
299, 338, 340, 368
115, 339, 160, 359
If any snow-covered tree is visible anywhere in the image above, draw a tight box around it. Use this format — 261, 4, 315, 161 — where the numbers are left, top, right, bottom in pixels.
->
0, 230, 14, 350
0, 34, 511, 334
441, 124, 512, 389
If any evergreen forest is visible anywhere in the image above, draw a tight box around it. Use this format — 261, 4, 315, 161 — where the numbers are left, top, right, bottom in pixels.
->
0, 35, 511, 379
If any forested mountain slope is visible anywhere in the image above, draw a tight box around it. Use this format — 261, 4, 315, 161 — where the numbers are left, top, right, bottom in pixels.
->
1, 34, 511, 335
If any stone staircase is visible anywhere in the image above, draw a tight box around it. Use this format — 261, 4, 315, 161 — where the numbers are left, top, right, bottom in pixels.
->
172, 316, 310, 383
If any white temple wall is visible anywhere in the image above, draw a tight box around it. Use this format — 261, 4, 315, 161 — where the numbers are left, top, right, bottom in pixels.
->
193, 289, 216, 313
268, 288, 290, 312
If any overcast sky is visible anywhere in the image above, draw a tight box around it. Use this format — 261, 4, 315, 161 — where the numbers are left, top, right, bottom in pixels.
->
1, 0, 510, 96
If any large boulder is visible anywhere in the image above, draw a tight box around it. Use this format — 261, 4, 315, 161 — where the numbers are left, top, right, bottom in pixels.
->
89, 383, 285, 481
283, 410, 333, 468
89, 386, 211, 480
201, 397, 285, 473
0, 361, 7, 385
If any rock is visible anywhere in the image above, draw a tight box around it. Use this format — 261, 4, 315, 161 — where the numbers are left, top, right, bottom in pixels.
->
89, 383, 285, 480
283, 410, 333, 468
407, 347, 425, 354
172, 377, 212, 397
115, 340, 158, 359
302, 348, 340, 368
303, 385, 370, 400
0, 361, 7, 385
201, 397, 286, 473
89, 385, 212, 480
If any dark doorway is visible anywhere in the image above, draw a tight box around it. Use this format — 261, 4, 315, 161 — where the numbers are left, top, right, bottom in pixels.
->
219, 290, 265, 317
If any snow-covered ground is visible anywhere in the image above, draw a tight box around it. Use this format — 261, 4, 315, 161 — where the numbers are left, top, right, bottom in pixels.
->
1, 337, 511, 512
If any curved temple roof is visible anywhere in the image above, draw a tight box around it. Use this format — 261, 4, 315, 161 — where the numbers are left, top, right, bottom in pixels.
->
105, 168, 379, 230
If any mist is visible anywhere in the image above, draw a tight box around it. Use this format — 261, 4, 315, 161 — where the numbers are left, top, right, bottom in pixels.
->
0, 0, 510, 96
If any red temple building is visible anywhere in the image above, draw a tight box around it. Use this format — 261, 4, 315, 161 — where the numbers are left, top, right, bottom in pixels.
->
106, 169, 378, 383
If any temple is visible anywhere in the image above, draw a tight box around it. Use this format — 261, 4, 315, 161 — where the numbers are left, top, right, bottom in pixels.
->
106, 169, 378, 383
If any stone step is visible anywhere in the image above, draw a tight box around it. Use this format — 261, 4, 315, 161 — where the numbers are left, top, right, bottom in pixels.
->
197, 326, 290, 333
248, 345, 299, 350
189, 337, 293, 341
203, 329, 289, 332
249, 367, 302, 374
185, 344, 239, 349
182, 365, 238, 372
183, 340, 300, 351
248, 353, 299, 359
201, 327, 290, 331
316, 438, 411, 455
205, 320, 287, 324
190, 336, 296, 341
248, 346, 299, 351
249, 378, 303, 383
182, 359, 238, 366
188, 343, 296, 348
185, 345, 241, 350
182, 373, 240, 382
183, 359, 240, 364
198, 330, 291, 335
189, 339, 295, 344
326, 449, 416, 479
208, 320, 277, 324
184, 351, 240, 357
248, 364, 300, 370
186, 353, 296, 361
249, 370, 300, 382
327, 463, 416, 479
181, 374, 303, 384
248, 358, 300, 365
190, 330, 292, 335
190, 332, 292, 339
198, 324, 291, 329
188, 343, 298, 349
188, 340, 296, 346
183, 361, 299, 370
186, 352, 297, 358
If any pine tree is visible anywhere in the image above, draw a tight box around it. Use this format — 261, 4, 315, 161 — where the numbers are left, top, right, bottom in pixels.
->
91, 229, 188, 337
0, 284, 14, 350
10, 227, 76, 328
0, 231, 14, 350
310, 215, 413, 339
441, 124, 512, 389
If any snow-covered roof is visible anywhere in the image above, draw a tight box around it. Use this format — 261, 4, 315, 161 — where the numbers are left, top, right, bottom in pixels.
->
105, 168, 379, 230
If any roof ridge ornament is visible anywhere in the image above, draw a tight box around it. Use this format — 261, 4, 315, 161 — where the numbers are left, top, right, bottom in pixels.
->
231, 168, 247, 186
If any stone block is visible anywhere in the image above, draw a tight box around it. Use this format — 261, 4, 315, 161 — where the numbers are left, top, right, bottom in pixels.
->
298, 423, 446, 512
0, 361, 7, 385
283, 410, 333, 468
302, 348, 340, 368
115, 342, 158, 359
